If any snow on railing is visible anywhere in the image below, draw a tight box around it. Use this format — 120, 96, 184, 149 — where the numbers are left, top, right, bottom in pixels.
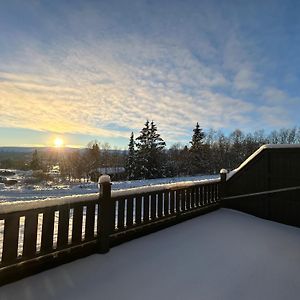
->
227, 144, 300, 180
111, 178, 220, 198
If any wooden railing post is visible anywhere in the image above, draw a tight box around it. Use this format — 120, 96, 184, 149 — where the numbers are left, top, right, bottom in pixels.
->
98, 175, 113, 253
219, 169, 228, 202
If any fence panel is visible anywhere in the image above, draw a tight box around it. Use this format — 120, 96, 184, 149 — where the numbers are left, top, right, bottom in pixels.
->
0, 179, 220, 286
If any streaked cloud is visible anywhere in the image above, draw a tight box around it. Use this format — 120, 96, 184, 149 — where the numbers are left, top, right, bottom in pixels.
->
0, 0, 299, 146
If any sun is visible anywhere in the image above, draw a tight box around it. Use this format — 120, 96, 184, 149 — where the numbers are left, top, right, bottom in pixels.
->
54, 137, 64, 148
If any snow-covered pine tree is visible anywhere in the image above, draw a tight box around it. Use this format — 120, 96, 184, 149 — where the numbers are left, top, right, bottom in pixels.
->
135, 120, 166, 179
125, 132, 136, 179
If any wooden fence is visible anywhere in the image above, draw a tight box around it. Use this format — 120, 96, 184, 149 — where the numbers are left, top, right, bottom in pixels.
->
0, 178, 220, 285
222, 145, 300, 227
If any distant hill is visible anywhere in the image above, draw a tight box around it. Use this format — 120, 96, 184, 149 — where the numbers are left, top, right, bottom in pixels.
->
0, 147, 84, 161
0, 147, 127, 157
0, 147, 82, 153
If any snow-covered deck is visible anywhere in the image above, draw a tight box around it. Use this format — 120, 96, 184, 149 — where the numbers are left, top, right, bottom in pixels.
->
1, 208, 300, 300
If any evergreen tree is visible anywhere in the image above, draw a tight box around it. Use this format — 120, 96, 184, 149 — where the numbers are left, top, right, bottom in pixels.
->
190, 122, 205, 150
189, 123, 206, 174
135, 120, 166, 179
126, 132, 136, 179
135, 120, 151, 178
149, 121, 166, 178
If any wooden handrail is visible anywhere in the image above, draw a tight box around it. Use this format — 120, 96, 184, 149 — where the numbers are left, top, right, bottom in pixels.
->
222, 186, 300, 200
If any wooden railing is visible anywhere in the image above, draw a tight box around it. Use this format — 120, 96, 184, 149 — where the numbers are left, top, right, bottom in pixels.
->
0, 178, 220, 285
109, 179, 220, 246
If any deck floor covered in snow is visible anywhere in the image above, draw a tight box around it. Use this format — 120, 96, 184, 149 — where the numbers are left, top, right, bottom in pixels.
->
1, 208, 300, 300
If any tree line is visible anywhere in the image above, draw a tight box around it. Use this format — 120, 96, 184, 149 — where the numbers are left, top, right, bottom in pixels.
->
1, 123, 300, 182
125, 122, 300, 179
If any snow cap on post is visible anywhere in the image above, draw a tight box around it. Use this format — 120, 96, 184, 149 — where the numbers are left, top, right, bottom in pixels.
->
98, 175, 111, 189
220, 169, 228, 183
99, 175, 111, 184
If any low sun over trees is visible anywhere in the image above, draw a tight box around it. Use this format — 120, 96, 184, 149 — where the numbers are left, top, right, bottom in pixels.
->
3, 124, 300, 184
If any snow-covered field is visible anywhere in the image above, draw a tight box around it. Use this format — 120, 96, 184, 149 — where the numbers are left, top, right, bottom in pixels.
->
0, 174, 218, 202
2, 208, 300, 300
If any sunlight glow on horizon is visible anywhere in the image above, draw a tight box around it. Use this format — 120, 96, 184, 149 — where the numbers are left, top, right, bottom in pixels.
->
54, 137, 64, 148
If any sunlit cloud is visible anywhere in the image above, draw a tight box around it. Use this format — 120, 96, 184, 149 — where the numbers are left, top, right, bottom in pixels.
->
0, 0, 299, 146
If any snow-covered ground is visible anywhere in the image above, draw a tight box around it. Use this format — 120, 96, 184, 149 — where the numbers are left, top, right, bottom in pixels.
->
0, 175, 218, 202
1, 208, 300, 300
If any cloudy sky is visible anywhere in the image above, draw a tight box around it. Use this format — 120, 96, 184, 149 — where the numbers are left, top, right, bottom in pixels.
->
1, 0, 300, 148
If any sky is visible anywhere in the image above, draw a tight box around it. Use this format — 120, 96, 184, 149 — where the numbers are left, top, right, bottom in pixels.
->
0, 0, 300, 148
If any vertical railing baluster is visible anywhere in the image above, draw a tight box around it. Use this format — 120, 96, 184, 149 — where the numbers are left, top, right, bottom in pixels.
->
175, 190, 180, 213
203, 185, 207, 206
186, 188, 191, 210
196, 186, 200, 207
207, 185, 211, 204
41, 208, 55, 253
164, 191, 169, 216
23, 212, 38, 259
170, 190, 175, 214
191, 187, 196, 208
117, 198, 125, 230
157, 192, 163, 218
57, 206, 70, 248
182, 189, 187, 211
126, 197, 134, 228
135, 195, 142, 225
200, 186, 204, 206
85, 203, 96, 240
72, 205, 83, 244
2, 214, 20, 265
150, 193, 157, 220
